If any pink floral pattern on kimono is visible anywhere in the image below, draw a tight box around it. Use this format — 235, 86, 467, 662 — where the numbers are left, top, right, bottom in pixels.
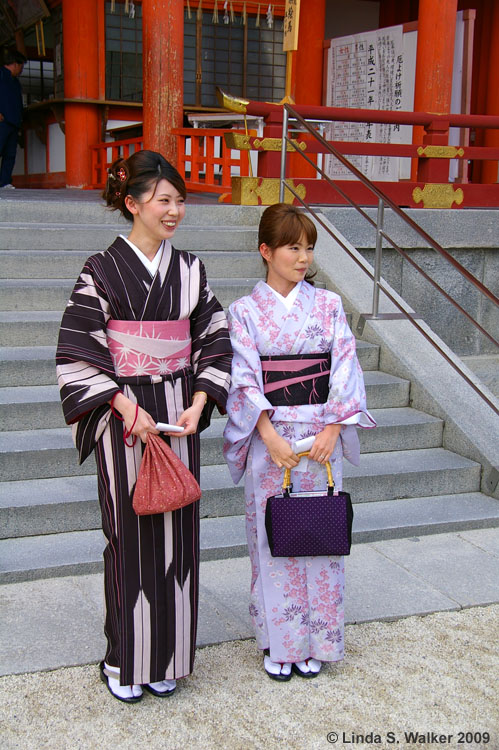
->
223, 280, 375, 664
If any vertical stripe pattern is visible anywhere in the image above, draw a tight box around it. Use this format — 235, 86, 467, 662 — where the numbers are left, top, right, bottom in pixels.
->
56, 237, 232, 685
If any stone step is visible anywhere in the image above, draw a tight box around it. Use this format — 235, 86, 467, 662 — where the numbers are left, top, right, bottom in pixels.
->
0, 198, 263, 226
0, 408, 443, 516
1, 445, 478, 519
0, 250, 265, 280
1, 491, 497, 583
0, 347, 56, 387
0, 372, 407, 480
0, 343, 382, 424
0, 339, 378, 389
197, 449, 481, 515
0, 332, 378, 385
0, 224, 259, 252
0, 427, 96, 481
197, 407, 442, 461
0, 277, 267, 311
0, 311, 62, 347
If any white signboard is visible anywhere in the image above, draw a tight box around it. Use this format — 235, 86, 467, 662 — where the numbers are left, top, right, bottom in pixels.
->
324, 14, 465, 182
324, 24, 411, 181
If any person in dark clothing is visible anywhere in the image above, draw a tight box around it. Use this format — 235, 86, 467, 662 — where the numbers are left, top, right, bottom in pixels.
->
0, 49, 26, 189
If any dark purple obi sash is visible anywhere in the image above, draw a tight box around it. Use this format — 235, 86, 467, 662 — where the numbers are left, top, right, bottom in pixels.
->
260, 353, 331, 406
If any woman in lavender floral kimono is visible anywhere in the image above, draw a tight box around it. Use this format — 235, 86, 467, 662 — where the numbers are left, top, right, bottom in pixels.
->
223, 204, 375, 681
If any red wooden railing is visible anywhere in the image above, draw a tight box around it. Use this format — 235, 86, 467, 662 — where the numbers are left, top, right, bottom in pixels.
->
89, 129, 252, 194
226, 100, 499, 207
172, 127, 252, 194
90, 136, 144, 189
89, 106, 499, 206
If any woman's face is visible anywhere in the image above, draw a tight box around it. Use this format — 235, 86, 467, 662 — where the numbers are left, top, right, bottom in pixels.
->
260, 232, 314, 296
125, 178, 186, 245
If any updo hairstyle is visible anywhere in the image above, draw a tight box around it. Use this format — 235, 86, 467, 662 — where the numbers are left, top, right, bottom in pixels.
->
103, 150, 187, 222
258, 203, 317, 284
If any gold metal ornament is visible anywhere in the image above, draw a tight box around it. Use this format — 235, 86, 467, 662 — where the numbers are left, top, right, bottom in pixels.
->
216, 87, 250, 114
253, 137, 307, 152
412, 184, 464, 209
231, 177, 306, 205
417, 145, 465, 159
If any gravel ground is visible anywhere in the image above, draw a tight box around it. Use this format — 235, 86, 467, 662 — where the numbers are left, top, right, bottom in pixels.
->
1, 605, 498, 750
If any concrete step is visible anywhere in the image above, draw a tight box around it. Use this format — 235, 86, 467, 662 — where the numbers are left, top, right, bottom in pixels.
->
0, 198, 264, 226
0, 340, 378, 390
0, 250, 265, 280
0, 277, 268, 311
0, 371, 406, 470
192, 407, 443, 464
0, 311, 62, 347
0, 346, 382, 427
0, 428, 96, 481
0, 224, 259, 252
1, 491, 497, 583
0, 407, 444, 519
0, 347, 56, 386
0, 444, 480, 523
362, 370, 409, 408
198, 449, 481, 515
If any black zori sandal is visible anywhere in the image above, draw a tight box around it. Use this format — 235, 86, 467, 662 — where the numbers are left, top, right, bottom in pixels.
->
263, 649, 293, 682
143, 680, 176, 697
99, 662, 143, 703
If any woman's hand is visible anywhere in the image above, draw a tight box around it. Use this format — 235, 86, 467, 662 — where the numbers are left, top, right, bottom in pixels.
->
172, 405, 201, 436
256, 410, 299, 470
167, 390, 206, 436
111, 392, 159, 443
307, 424, 341, 465
264, 432, 300, 470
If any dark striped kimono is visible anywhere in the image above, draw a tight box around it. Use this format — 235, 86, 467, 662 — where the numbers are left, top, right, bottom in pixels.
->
56, 236, 232, 685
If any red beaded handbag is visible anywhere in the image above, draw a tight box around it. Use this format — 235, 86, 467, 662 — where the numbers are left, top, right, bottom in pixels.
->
132, 433, 201, 515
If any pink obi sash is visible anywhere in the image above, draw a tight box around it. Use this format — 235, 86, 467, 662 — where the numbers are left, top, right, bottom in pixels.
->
106, 320, 191, 380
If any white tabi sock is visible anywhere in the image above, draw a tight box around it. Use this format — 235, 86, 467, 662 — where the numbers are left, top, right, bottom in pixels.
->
295, 658, 322, 674
104, 662, 143, 699
264, 655, 292, 677
308, 658, 322, 673
148, 679, 177, 693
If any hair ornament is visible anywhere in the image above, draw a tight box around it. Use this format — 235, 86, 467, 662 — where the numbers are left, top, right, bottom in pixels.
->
117, 167, 127, 182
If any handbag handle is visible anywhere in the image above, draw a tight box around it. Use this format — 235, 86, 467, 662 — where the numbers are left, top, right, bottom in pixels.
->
282, 450, 335, 494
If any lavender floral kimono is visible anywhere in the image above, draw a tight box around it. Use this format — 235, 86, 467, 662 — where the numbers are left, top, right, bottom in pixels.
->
223, 280, 375, 664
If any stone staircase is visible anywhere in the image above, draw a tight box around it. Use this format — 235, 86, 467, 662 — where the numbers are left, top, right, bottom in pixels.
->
1, 194, 498, 584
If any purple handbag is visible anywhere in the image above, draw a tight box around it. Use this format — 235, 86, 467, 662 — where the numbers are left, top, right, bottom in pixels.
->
265, 451, 353, 557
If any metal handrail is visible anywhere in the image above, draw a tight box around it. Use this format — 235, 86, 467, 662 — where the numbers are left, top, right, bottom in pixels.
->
279, 104, 498, 415
280, 105, 499, 310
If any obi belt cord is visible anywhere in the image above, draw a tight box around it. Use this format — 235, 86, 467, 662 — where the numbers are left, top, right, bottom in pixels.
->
260, 353, 331, 406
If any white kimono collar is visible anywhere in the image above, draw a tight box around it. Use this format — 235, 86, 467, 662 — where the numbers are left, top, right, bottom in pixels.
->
263, 280, 302, 311
120, 235, 167, 276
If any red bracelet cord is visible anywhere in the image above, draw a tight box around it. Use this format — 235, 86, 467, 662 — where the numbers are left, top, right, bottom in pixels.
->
123, 403, 139, 447
110, 391, 124, 421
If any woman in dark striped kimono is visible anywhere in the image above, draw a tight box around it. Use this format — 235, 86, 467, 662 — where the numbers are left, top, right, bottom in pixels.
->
56, 151, 232, 703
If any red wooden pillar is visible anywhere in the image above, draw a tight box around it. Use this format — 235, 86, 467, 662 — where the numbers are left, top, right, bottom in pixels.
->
259, 110, 284, 178
413, 0, 457, 181
289, 0, 326, 177
142, 0, 184, 165
481, 1, 499, 183
294, 0, 326, 105
62, 0, 101, 187
470, 0, 492, 182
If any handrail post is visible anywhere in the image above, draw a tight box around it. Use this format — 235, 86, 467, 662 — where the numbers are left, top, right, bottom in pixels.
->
279, 105, 289, 202
372, 198, 384, 318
